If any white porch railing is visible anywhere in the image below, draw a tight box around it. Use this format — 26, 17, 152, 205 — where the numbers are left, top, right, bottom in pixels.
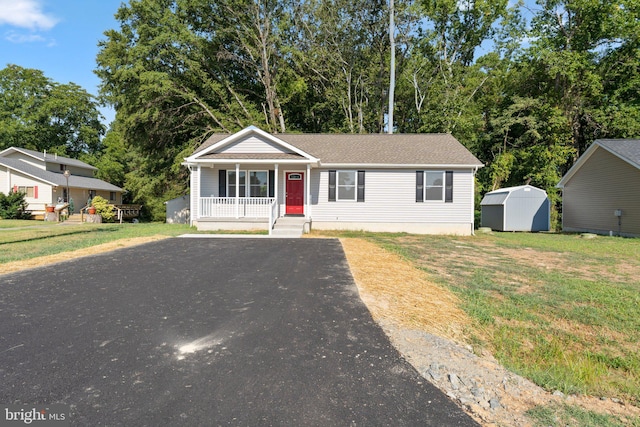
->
199, 197, 276, 218
268, 198, 279, 235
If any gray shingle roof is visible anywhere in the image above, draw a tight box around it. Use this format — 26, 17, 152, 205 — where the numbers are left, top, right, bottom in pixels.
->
597, 139, 640, 168
0, 157, 122, 192
0, 147, 98, 170
480, 192, 509, 205
193, 132, 483, 167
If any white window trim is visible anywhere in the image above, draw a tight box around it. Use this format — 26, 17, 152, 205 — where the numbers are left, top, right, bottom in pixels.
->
424, 170, 445, 202
336, 170, 358, 202
227, 169, 270, 198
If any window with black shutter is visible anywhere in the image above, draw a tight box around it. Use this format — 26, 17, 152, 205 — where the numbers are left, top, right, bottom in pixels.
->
328, 170, 336, 201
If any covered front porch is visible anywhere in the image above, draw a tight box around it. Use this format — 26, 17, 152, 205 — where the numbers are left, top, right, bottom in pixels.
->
189, 163, 313, 234
182, 126, 320, 234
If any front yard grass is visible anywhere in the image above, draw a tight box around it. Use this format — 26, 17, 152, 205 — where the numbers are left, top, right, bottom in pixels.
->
0, 222, 194, 264
315, 230, 640, 422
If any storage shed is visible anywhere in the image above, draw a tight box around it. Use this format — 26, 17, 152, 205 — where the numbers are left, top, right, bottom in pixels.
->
481, 185, 550, 232
165, 195, 190, 224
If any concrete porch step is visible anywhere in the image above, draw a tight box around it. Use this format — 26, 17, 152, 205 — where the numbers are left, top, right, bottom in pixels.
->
62, 214, 83, 224
271, 216, 308, 238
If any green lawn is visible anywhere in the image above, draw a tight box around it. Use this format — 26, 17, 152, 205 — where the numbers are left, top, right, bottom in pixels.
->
315, 229, 640, 425
0, 221, 196, 264
0, 220, 271, 264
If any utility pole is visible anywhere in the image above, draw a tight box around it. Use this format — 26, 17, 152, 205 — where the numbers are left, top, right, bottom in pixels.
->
387, 0, 396, 134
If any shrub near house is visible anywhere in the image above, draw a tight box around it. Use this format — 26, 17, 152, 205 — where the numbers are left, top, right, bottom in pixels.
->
0, 192, 31, 219
91, 196, 116, 222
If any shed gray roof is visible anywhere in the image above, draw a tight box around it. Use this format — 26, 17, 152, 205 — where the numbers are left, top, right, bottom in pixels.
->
480, 192, 509, 205
480, 185, 548, 205
0, 147, 98, 170
0, 157, 122, 192
193, 132, 483, 167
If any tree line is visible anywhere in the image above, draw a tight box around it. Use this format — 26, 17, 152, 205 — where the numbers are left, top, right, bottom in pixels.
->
2, 0, 639, 222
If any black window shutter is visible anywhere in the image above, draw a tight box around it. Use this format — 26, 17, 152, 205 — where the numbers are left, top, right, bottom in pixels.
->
445, 171, 453, 203
219, 170, 227, 197
268, 170, 275, 198
328, 170, 336, 202
416, 171, 424, 202
357, 170, 365, 202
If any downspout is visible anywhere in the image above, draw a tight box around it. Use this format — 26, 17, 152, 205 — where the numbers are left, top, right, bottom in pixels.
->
471, 166, 479, 235
306, 164, 311, 220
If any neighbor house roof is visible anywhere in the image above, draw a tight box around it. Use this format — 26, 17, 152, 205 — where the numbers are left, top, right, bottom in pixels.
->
0, 157, 122, 192
557, 139, 640, 188
191, 127, 483, 167
0, 147, 98, 170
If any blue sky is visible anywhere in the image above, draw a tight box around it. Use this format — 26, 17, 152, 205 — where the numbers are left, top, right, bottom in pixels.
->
0, 0, 122, 125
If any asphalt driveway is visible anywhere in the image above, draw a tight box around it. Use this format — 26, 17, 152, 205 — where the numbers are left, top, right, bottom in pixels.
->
0, 238, 478, 426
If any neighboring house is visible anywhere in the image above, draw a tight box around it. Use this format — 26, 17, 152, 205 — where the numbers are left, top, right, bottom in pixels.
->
480, 185, 550, 232
183, 126, 484, 235
557, 139, 640, 237
0, 147, 123, 216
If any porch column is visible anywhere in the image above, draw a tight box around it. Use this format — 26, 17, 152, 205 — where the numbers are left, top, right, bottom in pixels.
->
306, 164, 311, 219
235, 163, 240, 219
196, 165, 201, 222
274, 163, 279, 217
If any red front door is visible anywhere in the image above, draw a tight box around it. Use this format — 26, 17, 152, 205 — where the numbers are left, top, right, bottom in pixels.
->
286, 172, 304, 215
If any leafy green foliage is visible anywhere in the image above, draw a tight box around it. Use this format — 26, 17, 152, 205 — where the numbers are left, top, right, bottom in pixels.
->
91, 196, 115, 223
0, 65, 105, 157
0, 191, 31, 219
93, 0, 640, 221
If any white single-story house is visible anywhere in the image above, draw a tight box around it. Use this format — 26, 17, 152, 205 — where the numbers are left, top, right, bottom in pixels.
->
557, 139, 640, 237
0, 147, 123, 216
183, 126, 484, 235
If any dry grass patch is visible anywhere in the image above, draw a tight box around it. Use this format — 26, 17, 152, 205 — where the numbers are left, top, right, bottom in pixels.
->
340, 237, 470, 342
1, 235, 169, 276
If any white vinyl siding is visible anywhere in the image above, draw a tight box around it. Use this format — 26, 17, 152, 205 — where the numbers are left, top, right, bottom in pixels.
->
200, 167, 217, 196
312, 168, 474, 224
0, 167, 54, 212
220, 136, 292, 154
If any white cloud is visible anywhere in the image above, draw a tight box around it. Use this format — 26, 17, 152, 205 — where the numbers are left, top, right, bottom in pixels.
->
0, 0, 58, 30
5, 30, 44, 43
4, 29, 56, 45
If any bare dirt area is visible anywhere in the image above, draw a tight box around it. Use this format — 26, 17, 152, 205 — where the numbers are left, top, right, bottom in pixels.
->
340, 237, 640, 427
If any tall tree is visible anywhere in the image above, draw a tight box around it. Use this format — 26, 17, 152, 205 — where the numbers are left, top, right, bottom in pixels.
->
395, 0, 510, 136
0, 65, 104, 156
